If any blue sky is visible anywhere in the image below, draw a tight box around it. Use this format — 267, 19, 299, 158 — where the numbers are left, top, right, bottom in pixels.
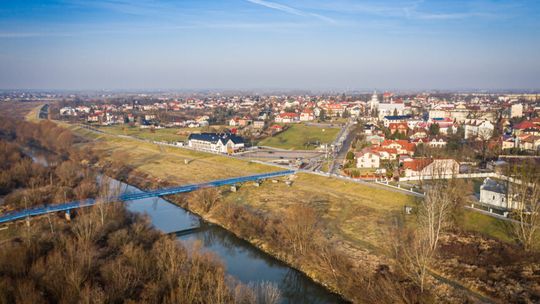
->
0, 0, 539, 90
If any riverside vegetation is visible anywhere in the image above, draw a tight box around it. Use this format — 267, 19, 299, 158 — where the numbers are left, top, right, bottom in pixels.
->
2, 107, 540, 303
0, 115, 282, 304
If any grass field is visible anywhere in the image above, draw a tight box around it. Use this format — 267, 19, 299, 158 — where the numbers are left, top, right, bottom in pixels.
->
94, 125, 200, 142
0, 101, 44, 120
223, 173, 417, 249
458, 210, 514, 243
67, 124, 277, 184
62, 120, 517, 249
259, 124, 340, 150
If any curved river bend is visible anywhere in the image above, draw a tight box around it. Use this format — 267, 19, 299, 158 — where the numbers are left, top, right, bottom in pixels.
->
114, 179, 345, 304
25, 148, 345, 303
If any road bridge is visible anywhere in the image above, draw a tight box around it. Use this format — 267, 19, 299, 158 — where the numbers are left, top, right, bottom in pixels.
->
0, 170, 295, 224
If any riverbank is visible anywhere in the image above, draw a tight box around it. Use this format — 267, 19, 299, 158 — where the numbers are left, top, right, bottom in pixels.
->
63, 121, 484, 302
42, 114, 529, 302
105, 165, 351, 302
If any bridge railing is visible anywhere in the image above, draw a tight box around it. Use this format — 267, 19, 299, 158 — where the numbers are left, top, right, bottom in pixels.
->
0, 170, 295, 224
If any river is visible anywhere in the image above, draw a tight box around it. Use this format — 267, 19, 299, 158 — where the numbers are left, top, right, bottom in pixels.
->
27, 148, 345, 304
114, 179, 344, 304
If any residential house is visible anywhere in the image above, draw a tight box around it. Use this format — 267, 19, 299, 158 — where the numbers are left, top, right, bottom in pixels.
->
410, 129, 428, 140
388, 122, 408, 135
275, 112, 300, 123
464, 119, 494, 140
300, 109, 315, 121
427, 137, 447, 148
519, 135, 540, 151
270, 124, 284, 133
513, 120, 540, 136
87, 115, 99, 123
59, 107, 76, 116
365, 134, 385, 146
323, 104, 345, 117
402, 158, 459, 178
253, 120, 265, 129
355, 149, 381, 168
229, 117, 240, 127
380, 140, 415, 156
382, 115, 411, 127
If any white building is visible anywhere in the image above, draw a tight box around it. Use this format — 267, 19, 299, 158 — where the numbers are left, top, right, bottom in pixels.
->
511, 103, 523, 118
369, 91, 379, 112
187, 133, 245, 154
59, 107, 76, 116
479, 178, 515, 210
403, 158, 459, 178
464, 119, 494, 140
378, 103, 406, 120
355, 150, 381, 168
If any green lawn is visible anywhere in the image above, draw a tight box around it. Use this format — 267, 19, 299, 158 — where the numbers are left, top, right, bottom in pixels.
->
95, 125, 197, 142
458, 210, 514, 243
259, 124, 340, 150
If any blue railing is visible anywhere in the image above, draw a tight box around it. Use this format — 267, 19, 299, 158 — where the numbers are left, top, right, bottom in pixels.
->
0, 170, 295, 224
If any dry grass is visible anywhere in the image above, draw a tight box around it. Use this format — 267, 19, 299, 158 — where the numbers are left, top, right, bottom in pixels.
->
63, 120, 515, 249
65, 123, 277, 184
222, 173, 416, 249
0, 101, 44, 120
94, 125, 198, 142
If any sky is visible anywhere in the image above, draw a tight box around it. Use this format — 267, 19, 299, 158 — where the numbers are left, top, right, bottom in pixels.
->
0, 0, 539, 91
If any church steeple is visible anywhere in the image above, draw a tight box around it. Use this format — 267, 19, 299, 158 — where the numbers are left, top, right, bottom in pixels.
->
369, 91, 379, 111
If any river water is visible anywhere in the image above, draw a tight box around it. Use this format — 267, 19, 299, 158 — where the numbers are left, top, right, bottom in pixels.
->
113, 179, 345, 304
26, 148, 344, 303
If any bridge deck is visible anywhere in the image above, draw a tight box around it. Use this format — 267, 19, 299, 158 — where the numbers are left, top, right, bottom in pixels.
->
0, 170, 295, 224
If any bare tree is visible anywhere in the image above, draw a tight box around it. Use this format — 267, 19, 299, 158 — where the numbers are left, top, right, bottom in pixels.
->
282, 204, 318, 255
509, 164, 540, 251
418, 181, 456, 252
189, 188, 222, 213
393, 179, 458, 293
95, 175, 122, 226
253, 281, 281, 304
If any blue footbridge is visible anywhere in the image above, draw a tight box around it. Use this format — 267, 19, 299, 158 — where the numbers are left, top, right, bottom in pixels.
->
0, 170, 295, 224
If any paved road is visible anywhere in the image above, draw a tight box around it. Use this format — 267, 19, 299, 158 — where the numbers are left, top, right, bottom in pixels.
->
329, 120, 357, 174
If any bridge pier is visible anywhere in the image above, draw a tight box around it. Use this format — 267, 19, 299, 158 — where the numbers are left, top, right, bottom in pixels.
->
65, 210, 71, 221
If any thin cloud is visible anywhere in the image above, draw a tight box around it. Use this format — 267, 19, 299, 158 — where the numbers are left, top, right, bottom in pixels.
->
245, 0, 335, 23
310, 0, 500, 21
64, 0, 177, 16
0, 21, 312, 39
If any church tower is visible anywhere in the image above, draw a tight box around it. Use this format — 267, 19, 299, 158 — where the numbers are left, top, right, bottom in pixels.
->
369, 91, 379, 111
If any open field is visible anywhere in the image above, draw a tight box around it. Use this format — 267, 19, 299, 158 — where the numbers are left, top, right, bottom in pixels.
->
54, 119, 519, 247
94, 125, 200, 142
259, 123, 340, 150
67, 124, 277, 184
0, 101, 44, 120
66, 121, 423, 249
458, 210, 514, 243
222, 172, 417, 249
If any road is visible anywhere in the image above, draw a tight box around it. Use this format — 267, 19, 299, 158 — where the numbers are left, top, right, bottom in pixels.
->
329, 119, 357, 174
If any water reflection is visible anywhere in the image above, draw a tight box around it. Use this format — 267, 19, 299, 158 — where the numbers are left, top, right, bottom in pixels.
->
121, 182, 344, 303
27, 148, 344, 303
180, 227, 344, 304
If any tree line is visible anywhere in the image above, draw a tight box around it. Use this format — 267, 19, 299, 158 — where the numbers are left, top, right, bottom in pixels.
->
0, 114, 279, 304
